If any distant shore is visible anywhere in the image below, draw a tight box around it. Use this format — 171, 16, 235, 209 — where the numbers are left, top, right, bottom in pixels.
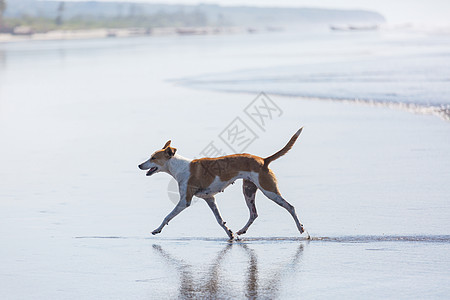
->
0, 26, 263, 43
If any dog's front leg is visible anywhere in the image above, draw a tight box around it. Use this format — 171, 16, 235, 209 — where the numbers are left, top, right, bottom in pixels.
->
204, 197, 234, 240
152, 197, 190, 235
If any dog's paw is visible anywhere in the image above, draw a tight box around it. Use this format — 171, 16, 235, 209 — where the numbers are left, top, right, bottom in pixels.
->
299, 224, 305, 234
226, 230, 235, 241
304, 231, 311, 240
151, 229, 161, 235
237, 229, 246, 235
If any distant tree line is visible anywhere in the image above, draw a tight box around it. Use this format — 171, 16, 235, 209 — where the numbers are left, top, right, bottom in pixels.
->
0, 0, 385, 34
1, 0, 212, 33
0, 0, 6, 31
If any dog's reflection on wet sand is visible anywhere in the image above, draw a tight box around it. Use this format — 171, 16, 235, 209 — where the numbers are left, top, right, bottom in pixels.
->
152, 242, 305, 298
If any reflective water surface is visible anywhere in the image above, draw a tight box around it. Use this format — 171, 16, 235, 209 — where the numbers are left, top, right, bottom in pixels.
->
1, 32, 450, 298
69, 236, 450, 299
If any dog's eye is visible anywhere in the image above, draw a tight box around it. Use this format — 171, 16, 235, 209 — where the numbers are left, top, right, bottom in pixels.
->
150, 157, 155, 160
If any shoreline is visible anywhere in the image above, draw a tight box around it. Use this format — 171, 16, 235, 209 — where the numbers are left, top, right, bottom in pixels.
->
0, 26, 259, 43
280, 94, 450, 122
173, 85, 450, 122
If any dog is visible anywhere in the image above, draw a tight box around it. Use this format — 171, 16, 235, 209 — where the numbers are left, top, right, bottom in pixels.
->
139, 128, 309, 240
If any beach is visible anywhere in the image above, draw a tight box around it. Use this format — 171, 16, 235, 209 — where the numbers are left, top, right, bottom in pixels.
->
0, 32, 449, 298
0, 26, 250, 43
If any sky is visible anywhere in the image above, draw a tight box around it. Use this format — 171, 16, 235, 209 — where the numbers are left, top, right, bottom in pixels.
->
84, 0, 450, 26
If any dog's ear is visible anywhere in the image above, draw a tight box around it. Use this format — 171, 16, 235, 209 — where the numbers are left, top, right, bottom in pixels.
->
162, 140, 171, 149
164, 146, 177, 157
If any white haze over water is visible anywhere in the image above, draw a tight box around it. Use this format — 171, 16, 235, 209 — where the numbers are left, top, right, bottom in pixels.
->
1, 30, 450, 298
176, 30, 450, 120
88, 0, 450, 27
1, 4, 450, 297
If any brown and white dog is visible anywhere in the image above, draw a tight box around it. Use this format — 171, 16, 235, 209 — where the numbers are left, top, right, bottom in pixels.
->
138, 128, 309, 240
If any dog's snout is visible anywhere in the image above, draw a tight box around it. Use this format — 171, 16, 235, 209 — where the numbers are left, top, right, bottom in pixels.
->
139, 161, 151, 170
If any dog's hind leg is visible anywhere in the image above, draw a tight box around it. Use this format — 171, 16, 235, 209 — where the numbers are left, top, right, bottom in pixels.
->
237, 180, 258, 236
257, 171, 308, 237
264, 190, 306, 235
204, 197, 234, 240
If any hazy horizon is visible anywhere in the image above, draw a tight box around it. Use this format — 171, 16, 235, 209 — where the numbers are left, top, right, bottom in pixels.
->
59, 0, 450, 26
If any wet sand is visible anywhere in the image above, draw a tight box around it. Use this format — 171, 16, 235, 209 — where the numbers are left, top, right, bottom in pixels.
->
1, 34, 449, 298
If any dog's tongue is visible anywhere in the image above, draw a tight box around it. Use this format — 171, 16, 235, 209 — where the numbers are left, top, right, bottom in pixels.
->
146, 167, 157, 176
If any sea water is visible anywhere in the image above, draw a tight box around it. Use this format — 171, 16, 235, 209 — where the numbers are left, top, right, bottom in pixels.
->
176, 30, 450, 119
1, 29, 450, 299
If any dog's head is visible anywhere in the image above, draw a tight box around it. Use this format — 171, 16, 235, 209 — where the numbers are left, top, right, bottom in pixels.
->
138, 140, 177, 176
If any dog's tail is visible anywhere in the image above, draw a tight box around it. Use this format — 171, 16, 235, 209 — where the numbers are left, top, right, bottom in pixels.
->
263, 127, 303, 169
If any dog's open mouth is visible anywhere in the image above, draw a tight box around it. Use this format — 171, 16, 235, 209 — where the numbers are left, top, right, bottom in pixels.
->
146, 167, 158, 176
